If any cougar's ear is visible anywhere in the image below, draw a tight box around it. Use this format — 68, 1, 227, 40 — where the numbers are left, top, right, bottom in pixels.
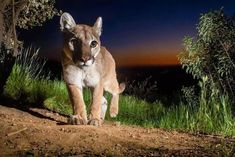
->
93, 17, 102, 36
60, 12, 76, 32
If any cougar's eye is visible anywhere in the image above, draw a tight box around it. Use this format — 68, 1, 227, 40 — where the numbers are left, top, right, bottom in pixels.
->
90, 40, 98, 48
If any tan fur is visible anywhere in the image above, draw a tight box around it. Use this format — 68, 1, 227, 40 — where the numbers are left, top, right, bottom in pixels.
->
60, 13, 125, 126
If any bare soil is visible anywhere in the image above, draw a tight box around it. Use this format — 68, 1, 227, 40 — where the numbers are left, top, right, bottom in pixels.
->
0, 103, 234, 157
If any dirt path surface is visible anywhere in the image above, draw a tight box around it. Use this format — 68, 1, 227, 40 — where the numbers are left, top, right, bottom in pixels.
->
0, 104, 234, 157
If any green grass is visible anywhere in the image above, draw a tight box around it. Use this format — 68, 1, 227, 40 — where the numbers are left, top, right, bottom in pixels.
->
3, 47, 235, 136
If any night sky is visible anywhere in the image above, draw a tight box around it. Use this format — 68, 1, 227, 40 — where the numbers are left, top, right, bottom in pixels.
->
20, 0, 235, 66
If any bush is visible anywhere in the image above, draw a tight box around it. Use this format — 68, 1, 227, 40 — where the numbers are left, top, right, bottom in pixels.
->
179, 9, 235, 102
177, 9, 235, 135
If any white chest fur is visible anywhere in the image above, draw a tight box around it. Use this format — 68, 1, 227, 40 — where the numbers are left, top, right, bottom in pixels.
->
63, 64, 100, 89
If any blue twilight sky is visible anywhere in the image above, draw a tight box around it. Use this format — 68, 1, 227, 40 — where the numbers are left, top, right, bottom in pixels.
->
20, 0, 235, 66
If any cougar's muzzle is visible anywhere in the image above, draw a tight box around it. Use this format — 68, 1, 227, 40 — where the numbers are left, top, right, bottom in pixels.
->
74, 53, 95, 67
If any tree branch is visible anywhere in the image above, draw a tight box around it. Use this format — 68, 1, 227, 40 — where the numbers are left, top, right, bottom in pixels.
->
12, 0, 17, 56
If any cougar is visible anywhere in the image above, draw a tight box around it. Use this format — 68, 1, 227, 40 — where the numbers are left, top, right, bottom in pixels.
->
60, 12, 125, 126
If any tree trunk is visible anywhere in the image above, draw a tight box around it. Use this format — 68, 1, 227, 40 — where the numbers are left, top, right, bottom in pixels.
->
0, 0, 11, 46
12, 0, 27, 56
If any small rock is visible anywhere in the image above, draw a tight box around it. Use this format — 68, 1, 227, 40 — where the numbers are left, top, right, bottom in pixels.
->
114, 121, 121, 127
131, 134, 136, 138
45, 112, 51, 116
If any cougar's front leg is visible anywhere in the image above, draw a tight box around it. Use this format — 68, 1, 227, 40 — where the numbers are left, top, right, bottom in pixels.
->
67, 84, 87, 125
89, 83, 103, 126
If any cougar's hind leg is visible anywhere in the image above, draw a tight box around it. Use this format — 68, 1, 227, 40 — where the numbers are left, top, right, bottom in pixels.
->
66, 84, 88, 125
100, 96, 108, 122
105, 79, 125, 118
110, 94, 119, 118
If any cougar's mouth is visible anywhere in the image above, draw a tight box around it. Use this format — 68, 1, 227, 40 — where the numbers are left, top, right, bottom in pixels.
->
76, 57, 95, 67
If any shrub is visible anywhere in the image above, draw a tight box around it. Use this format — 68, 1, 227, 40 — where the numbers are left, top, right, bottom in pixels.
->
179, 9, 235, 102
177, 9, 235, 135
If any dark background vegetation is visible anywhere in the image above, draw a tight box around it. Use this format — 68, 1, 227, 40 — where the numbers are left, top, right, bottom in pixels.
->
44, 60, 197, 104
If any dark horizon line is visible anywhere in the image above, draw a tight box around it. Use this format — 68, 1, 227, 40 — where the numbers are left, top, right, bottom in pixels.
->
44, 57, 181, 68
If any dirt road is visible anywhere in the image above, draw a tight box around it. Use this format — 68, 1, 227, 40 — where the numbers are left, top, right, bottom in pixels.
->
0, 104, 234, 156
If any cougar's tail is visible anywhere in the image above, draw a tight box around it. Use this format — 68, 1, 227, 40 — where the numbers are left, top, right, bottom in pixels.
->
119, 82, 125, 94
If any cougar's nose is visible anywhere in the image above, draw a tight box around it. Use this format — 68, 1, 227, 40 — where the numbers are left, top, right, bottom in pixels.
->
81, 56, 91, 62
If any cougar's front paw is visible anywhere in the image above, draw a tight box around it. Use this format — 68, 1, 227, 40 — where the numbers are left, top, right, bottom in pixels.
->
68, 115, 87, 125
88, 118, 101, 127
110, 106, 118, 118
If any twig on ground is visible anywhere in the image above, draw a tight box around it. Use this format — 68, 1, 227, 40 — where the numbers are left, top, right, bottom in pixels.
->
7, 127, 27, 136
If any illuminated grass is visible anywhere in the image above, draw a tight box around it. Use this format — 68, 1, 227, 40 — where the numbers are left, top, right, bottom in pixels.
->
3, 47, 235, 136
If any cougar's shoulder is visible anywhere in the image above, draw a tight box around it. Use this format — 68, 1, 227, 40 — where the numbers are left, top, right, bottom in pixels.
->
99, 46, 115, 65
94, 46, 116, 79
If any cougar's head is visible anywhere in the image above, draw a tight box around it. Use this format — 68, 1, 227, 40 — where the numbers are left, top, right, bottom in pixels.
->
60, 12, 102, 67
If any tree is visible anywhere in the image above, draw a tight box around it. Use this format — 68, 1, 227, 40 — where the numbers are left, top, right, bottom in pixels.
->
0, 0, 59, 94
0, 0, 59, 56
179, 9, 235, 102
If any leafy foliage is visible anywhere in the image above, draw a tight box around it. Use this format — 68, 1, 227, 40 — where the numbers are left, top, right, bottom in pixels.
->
0, 0, 60, 55
181, 85, 198, 106
17, 0, 60, 29
179, 9, 235, 101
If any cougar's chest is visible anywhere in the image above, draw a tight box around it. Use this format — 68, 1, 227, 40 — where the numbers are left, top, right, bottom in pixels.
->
63, 64, 100, 88
82, 65, 100, 87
